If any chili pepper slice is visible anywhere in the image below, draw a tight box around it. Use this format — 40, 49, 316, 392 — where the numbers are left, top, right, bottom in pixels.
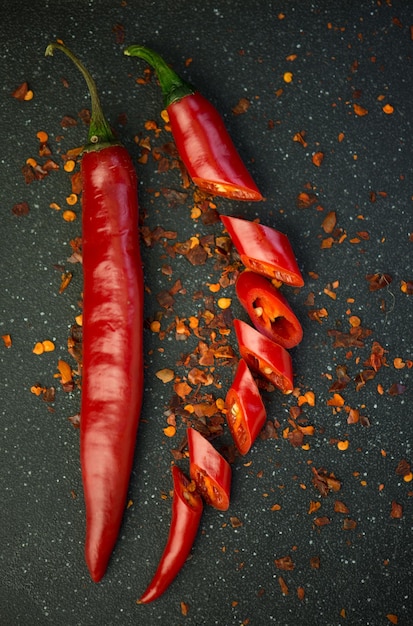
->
124, 45, 263, 202
235, 270, 303, 349
225, 359, 267, 455
220, 215, 304, 287
138, 465, 203, 604
187, 427, 231, 511
233, 319, 294, 394
46, 43, 144, 583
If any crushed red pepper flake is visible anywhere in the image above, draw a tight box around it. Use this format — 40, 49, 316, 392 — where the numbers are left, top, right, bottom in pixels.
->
390, 501, 403, 519
12, 201, 30, 216
366, 273, 392, 291
232, 97, 250, 115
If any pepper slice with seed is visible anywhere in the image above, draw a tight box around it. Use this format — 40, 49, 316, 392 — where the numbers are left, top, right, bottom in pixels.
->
221, 215, 304, 287
233, 319, 294, 394
235, 270, 303, 349
225, 358, 267, 455
187, 427, 231, 511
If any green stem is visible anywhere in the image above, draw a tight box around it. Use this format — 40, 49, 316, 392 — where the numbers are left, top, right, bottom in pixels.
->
124, 45, 195, 107
45, 42, 116, 150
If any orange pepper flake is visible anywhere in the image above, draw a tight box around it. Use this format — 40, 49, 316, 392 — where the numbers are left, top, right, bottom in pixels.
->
293, 131, 308, 147
382, 104, 394, 115
63, 210, 77, 222
323, 287, 336, 299
278, 576, 289, 595
180, 602, 189, 617
312, 151, 324, 167
403, 472, 413, 483
208, 283, 221, 293
66, 193, 78, 205
42, 340, 55, 352
271, 504, 282, 511
386, 615, 398, 625
163, 425, 176, 437
161, 109, 169, 124
297, 586, 305, 601
349, 315, 361, 327
49, 202, 61, 211
338, 132, 345, 142
327, 393, 345, 407
215, 397, 225, 411
308, 501, 321, 514
188, 316, 199, 329
36, 130, 48, 143
156, 368, 175, 383
75, 314, 83, 326
337, 440, 349, 451
59, 271, 73, 294
191, 206, 202, 219
24, 89, 34, 101
217, 297, 232, 310
283, 71, 293, 83
393, 357, 405, 369
26, 157, 38, 168
353, 103, 368, 116
64, 159, 76, 173
32, 342, 45, 355
57, 359, 73, 384
340, 609, 347, 618
2, 334, 12, 348
321, 211, 337, 234
30, 384, 46, 396
150, 320, 161, 333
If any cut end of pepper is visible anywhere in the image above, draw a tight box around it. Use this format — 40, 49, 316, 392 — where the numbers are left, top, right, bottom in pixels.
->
192, 177, 263, 202
45, 42, 117, 151
124, 44, 195, 107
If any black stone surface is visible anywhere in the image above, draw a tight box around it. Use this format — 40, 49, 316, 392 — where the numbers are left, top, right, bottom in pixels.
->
1, 1, 412, 625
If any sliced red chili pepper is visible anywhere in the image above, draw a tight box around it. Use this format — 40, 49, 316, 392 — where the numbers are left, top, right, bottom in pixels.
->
225, 359, 267, 455
187, 427, 231, 511
221, 215, 304, 287
233, 319, 294, 394
138, 465, 203, 604
124, 46, 263, 202
46, 43, 144, 583
235, 270, 303, 349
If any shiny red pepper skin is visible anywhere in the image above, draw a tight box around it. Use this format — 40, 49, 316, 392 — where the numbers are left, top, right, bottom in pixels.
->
124, 46, 263, 202
187, 427, 231, 511
235, 271, 303, 349
221, 215, 304, 287
46, 44, 143, 582
225, 359, 267, 455
81, 146, 143, 582
138, 466, 203, 604
233, 319, 294, 394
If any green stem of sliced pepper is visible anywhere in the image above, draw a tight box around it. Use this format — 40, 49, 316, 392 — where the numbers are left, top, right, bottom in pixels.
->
124, 45, 195, 107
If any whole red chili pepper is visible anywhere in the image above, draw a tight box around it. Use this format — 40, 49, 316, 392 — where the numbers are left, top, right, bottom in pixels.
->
221, 215, 304, 287
225, 359, 267, 455
235, 270, 303, 349
187, 427, 231, 511
46, 43, 144, 582
138, 465, 203, 604
124, 45, 263, 202
233, 319, 294, 394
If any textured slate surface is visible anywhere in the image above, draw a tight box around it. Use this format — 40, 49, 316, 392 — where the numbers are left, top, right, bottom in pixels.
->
1, 1, 412, 625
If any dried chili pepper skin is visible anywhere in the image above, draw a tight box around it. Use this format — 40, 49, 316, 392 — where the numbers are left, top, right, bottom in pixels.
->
46, 43, 143, 583
187, 427, 231, 511
235, 270, 303, 349
233, 319, 294, 394
221, 215, 304, 287
225, 359, 267, 455
124, 45, 263, 202
138, 466, 203, 604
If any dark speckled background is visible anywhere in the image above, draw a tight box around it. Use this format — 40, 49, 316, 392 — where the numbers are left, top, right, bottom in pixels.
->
1, 1, 412, 625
